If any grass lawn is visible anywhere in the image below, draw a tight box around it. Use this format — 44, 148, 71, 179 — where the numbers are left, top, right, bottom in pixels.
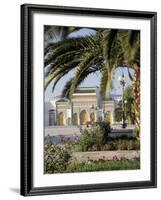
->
78, 159, 139, 172
65, 158, 140, 173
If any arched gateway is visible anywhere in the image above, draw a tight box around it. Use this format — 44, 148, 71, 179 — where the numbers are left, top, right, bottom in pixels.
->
58, 112, 66, 125
79, 110, 89, 125
53, 87, 115, 126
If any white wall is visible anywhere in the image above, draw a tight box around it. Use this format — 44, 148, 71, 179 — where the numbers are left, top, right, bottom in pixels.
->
44, 101, 56, 126
0, 0, 160, 200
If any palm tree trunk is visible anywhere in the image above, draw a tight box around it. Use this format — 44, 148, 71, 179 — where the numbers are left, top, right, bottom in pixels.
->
132, 64, 140, 137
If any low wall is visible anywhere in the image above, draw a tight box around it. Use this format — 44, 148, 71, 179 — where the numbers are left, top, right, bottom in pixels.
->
72, 150, 140, 163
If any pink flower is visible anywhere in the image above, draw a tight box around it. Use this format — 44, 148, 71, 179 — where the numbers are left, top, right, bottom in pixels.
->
112, 155, 119, 160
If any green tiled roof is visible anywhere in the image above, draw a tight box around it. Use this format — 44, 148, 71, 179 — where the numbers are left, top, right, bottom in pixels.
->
56, 98, 69, 103
74, 87, 97, 93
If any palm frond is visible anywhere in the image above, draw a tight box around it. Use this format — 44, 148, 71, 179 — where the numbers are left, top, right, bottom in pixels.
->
44, 35, 96, 66
68, 52, 96, 97
100, 67, 115, 98
102, 29, 118, 65
128, 30, 140, 47
62, 67, 100, 98
44, 60, 79, 90
119, 30, 140, 66
61, 78, 74, 98
127, 67, 133, 81
44, 28, 140, 102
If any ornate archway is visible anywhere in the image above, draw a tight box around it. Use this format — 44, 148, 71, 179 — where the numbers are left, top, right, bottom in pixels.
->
72, 113, 78, 125
58, 112, 66, 125
79, 110, 89, 125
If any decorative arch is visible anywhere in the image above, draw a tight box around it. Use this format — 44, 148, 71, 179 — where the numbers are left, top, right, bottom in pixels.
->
79, 110, 89, 125
58, 112, 66, 125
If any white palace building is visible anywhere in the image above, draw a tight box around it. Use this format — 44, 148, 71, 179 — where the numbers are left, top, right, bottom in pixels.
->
44, 87, 119, 127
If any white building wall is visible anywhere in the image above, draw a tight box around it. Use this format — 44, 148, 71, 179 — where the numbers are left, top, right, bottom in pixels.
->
44, 100, 56, 127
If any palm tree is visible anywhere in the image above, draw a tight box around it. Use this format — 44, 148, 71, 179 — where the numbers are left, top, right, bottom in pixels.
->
44, 31, 104, 96
44, 26, 92, 46
44, 28, 140, 132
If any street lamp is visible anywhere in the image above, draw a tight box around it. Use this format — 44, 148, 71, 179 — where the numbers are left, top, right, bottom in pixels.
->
119, 73, 127, 128
124, 99, 127, 124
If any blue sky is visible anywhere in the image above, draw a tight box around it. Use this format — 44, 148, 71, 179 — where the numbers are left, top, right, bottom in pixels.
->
45, 27, 133, 100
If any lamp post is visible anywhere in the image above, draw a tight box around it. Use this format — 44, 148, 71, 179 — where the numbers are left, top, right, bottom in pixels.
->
119, 73, 127, 128
124, 99, 127, 124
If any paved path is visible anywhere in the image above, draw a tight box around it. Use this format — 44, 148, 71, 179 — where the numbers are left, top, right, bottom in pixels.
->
45, 126, 81, 136
111, 124, 135, 129
45, 126, 134, 137
72, 150, 140, 163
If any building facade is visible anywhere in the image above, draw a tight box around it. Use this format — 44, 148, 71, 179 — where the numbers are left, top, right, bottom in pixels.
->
45, 87, 116, 127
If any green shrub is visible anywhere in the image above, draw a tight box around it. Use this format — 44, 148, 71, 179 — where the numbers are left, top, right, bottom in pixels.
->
78, 128, 95, 151
97, 121, 111, 143
44, 144, 72, 173
100, 142, 116, 151
116, 139, 128, 150
66, 159, 80, 172
127, 140, 140, 150
78, 126, 107, 151
77, 122, 111, 152
92, 126, 105, 150
74, 123, 140, 152
75, 158, 140, 172
133, 140, 140, 150
133, 127, 140, 138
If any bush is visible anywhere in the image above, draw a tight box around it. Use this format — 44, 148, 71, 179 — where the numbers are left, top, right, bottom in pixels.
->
78, 127, 102, 151
110, 138, 140, 151
116, 139, 128, 150
76, 122, 111, 152
133, 127, 140, 138
73, 158, 140, 172
66, 159, 80, 172
74, 123, 140, 152
44, 144, 72, 173
97, 121, 111, 143
78, 129, 95, 151
100, 142, 116, 151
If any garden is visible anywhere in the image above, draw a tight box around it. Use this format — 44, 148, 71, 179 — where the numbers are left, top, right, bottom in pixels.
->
44, 122, 140, 174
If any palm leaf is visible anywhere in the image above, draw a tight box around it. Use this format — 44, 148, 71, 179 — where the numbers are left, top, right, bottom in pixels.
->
100, 67, 114, 98
68, 52, 97, 97
62, 68, 100, 98
44, 60, 79, 90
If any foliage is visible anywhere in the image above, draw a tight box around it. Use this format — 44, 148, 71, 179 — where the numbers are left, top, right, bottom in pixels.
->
74, 135, 140, 152
97, 121, 111, 143
114, 105, 122, 122
44, 29, 140, 99
45, 155, 140, 173
44, 27, 141, 136
44, 26, 83, 46
115, 139, 139, 150
77, 122, 111, 151
66, 158, 140, 173
115, 85, 136, 124
133, 126, 140, 138
101, 138, 140, 151
44, 144, 72, 173
77, 127, 104, 151
124, 85, 136, 124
